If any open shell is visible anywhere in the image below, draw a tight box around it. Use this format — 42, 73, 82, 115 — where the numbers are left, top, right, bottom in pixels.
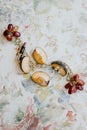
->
20, 56, 30, 74
31, 71, 50, 86
51, 61, 67, 76
32, 47, 47, 64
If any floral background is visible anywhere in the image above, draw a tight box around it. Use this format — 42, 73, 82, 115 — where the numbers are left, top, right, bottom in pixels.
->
0, 0, 87, 130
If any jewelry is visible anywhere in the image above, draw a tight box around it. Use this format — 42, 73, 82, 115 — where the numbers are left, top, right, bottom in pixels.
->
3, 24, 85, 94
51, 61, 85, 94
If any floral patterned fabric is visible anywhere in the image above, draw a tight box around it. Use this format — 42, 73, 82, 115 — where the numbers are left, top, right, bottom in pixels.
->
0, 0, 87, 130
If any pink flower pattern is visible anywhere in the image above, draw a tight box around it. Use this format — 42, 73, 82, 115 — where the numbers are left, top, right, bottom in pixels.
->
66, 111, 77, 121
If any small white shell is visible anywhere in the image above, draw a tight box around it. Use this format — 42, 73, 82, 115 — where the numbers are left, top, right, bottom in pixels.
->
21, 56, 30, 74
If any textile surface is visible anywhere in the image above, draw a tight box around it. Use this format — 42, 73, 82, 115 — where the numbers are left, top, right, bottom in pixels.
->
0, 0, 87, 130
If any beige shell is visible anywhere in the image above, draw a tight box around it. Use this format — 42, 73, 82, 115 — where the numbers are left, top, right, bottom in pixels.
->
32, 47, 47, 64
20, 56, 30, 74
31, 71, 50, 86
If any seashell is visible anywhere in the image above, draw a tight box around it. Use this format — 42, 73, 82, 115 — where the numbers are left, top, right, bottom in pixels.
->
51, 61, 67, 76
32, 47, 47, 64
31, 71, 50, 86
20, 56, 30, 74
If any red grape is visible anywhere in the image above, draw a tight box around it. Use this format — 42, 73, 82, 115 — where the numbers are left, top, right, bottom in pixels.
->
76, 86, 84, 91
13, 31, 21, 37
73, 74, 79, 81
6, 35, 12, 41
3, 30, 9, 36
65, 83, 72, 89
68, 87, 77, 94
8, 24, 13, 31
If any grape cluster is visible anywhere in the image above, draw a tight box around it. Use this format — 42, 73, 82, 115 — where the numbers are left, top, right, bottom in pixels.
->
65, 74, 85, 94
3, 24, 21, 41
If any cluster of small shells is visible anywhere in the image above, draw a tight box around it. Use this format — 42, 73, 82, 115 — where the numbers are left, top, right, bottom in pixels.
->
18, 45, 68, 87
